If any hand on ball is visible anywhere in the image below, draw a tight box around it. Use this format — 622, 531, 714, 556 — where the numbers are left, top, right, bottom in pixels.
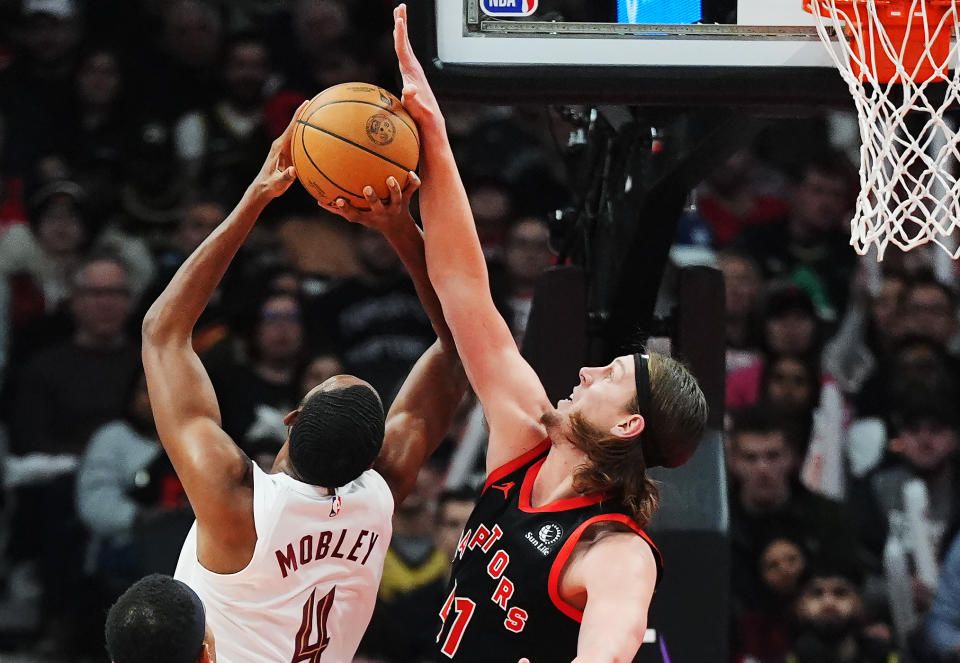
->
326, 171, 421, 234
252, 100, 308, 201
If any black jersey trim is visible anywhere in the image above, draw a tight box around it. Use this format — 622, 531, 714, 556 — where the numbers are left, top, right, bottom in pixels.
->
546, 514, 663, 623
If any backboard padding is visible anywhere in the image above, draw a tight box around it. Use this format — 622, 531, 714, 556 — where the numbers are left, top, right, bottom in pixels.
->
410, 0, 854, 105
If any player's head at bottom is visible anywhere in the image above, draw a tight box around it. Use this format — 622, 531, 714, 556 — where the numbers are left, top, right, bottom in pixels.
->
282, 374, 385, 490
106, 573, 214, 663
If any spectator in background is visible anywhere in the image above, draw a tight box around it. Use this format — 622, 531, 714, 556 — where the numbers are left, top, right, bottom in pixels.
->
137, 0, 224, 119
1, 0, 84, 171
823, 268, 907, 398
493, 215, 553, 347
11, 253, 139, 454
727, 285, 823, 411
718, 249, 764, 373
849, 378, 960, 650
435, 486, 479, 566
275, 0, 360, 93
732, 152, 857, 321
856, 334, 960, 422
735, 534, 810, 662
727, 408, 858, 619
299, 352, 345, 394
140, 198, 230, 351
208, 289, 303, 454
309, 225, 435, 404
238, 351, 350, 472
67, 45, 132, 221
773, 559, 900, 663
76, 369, 191, 619
114, 115, 192, 232
0, 181, 88, 339
760, 354, 822, 459
464, 175, 515, 258
0, 113, 27, 230
900, 275, 959, 357
926, 531, 960, 662
692, 149, 789, 247
6, 253, 139, 656
174, 31, 275, 205
360, 466, 448, 662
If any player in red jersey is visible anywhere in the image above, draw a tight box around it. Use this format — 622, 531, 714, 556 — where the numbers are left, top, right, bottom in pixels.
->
391, 6, 708, 662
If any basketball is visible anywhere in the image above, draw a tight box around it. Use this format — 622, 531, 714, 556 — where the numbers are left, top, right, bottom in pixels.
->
291, 83, 420, 209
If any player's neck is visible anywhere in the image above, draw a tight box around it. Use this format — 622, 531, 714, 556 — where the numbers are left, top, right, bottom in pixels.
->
531, 441, 586, 507
271, 452, 297, 479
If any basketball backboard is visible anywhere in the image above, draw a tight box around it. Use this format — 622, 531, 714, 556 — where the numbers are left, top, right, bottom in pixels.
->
407, 0, 855, 105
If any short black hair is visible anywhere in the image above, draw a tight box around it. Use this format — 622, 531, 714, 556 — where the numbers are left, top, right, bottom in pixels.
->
105, 574, 206, 663
907, 269, 958, 308
728, 406, 802, 452
290, 384, 385, 489
891, 377, 960, 434
802, 554, 865, 591
730, 406, 785, 438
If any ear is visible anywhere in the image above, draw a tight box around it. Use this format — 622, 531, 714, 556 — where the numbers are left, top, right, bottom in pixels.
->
283, 409, 300, 427
889, 436, 905, 454
610, 413, 645, 440
200, 624, 216, 662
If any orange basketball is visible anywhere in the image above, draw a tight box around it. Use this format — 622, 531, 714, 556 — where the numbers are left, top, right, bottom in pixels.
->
291, 83, 420, 209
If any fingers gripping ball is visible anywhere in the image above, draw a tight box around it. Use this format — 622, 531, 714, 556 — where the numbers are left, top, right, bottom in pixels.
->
292, 83, 420, 209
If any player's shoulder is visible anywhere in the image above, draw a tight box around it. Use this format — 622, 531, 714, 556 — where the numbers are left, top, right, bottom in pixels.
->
576, 521, 658, 573
560, 522, 658, 601
347, 468, 396, 510
581, 521, 652, 550
577, 527, 658, 584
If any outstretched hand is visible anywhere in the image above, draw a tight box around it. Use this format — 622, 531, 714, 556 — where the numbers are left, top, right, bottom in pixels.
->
393, 4, 442, 128
252, 100, 308, 201
326, 172, 421, 235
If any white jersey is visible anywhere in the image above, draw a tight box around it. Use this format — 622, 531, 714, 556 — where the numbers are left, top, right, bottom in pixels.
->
175, 463, 393, 663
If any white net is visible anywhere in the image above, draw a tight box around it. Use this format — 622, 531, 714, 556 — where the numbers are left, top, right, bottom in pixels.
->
806, 0, 960, 259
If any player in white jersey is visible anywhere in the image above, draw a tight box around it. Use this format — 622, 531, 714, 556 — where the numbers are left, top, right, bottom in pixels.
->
141, 105, 466, 663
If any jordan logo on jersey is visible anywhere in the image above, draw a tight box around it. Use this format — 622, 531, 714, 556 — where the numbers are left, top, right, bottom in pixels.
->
490, 481, 515, 499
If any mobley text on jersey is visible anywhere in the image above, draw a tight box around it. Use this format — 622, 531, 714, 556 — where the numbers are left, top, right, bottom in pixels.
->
274, 528, 380, 579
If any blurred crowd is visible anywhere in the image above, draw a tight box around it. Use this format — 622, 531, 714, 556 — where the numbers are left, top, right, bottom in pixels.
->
0, 1, 959, 663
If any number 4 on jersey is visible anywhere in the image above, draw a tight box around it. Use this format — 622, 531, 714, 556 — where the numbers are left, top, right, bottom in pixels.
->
292, 586, 336, 663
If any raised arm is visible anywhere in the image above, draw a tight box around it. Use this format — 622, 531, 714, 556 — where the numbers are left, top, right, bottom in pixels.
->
393, 5, 552, 471
141, 104, 305, 567
328, 178, 467, 504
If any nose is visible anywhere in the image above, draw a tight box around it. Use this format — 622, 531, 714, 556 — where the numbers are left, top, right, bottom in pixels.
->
580, 365, 605, 386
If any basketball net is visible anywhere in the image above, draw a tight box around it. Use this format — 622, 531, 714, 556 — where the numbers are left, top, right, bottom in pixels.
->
804, 0, 960, 260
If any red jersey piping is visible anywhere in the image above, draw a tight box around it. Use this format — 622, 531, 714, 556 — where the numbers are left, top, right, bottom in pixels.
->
482, 438, 551, 494
518, 458, 611, 512
547, 514, 662, 623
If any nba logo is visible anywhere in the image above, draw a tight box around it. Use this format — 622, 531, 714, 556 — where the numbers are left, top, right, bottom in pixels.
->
329, 494, 342, 518
480, 0, 538, 17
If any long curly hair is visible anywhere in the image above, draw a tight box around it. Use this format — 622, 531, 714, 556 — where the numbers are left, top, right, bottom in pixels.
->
565, 352, 707, 526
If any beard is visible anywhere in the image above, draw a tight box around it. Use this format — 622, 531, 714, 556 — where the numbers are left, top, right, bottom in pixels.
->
805, 614, 855, 642
539, 408, 562, 431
